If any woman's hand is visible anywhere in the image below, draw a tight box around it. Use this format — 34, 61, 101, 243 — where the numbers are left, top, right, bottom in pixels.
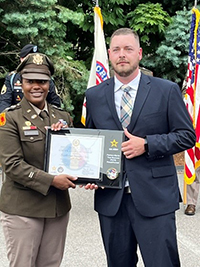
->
51, 120, 68, 131
51, 174, 77, 190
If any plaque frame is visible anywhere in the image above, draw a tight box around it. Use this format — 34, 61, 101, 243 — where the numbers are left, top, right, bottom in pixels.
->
44, 128, 125, 188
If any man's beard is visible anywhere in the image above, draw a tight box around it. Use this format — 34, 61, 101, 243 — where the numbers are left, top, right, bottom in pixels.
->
112, 65, 137, 77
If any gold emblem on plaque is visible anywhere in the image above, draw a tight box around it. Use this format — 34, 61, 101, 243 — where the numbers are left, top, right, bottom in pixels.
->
110, 139, 118, 147
106, 168, 119, 180
73, 139, 80, 146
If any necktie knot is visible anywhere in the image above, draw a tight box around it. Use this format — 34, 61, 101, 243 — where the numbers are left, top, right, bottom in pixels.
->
39, 110, 50, 126
121, 85, 131, 93
40, 110, 48, 119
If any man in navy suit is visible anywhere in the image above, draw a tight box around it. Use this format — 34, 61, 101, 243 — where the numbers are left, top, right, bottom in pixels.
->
85, 28, 196, 266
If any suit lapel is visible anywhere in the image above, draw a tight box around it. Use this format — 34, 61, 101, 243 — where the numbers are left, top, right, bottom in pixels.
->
127, 73, 151, 132
105, 78, 123, 129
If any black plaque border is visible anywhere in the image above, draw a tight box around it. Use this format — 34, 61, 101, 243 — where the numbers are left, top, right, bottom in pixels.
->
44, 128, 124, 189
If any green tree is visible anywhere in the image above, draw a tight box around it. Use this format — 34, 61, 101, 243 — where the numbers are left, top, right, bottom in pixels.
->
142, 8, 192, 87
0, 0, 194, 123
127, 2, 172, 55
0, 0, 88, 124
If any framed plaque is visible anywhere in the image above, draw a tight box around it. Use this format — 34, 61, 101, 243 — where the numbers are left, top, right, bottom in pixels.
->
44, 128, 125, 188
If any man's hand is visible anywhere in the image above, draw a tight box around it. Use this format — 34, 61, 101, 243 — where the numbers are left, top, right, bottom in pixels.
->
121, 128, 145, 159
80, 183, 99, 190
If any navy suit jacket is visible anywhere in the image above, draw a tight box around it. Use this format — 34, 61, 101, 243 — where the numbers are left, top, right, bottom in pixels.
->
85, 73, 196, 218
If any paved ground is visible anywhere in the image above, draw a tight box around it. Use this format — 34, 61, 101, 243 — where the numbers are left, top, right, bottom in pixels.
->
0, 168, 200, 267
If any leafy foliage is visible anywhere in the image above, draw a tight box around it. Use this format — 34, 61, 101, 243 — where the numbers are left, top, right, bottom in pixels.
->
0, 0, 194, 123
142, 8, 192, 87
158, 0, 193, 15
127, 3, 171, 54
0, 0, 87, 124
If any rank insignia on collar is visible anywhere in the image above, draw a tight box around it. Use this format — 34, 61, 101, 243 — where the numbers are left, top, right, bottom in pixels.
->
31, 114, 37, 119
0, 113, 6, 126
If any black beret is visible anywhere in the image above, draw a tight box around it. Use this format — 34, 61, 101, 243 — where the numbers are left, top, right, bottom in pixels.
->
20, 44, 38, 58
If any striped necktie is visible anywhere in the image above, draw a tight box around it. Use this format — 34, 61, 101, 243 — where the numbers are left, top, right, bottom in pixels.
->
120, 85, 133, 128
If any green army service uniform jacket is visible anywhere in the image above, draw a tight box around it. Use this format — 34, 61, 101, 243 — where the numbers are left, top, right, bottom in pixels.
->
0, 97, 72, 218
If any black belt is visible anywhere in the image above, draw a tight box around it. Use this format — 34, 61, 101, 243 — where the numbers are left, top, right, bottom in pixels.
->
124, 186, 131, 194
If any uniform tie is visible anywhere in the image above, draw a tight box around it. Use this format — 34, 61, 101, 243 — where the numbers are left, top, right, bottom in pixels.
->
39, 110, 50, 126
120, 85, 133, 128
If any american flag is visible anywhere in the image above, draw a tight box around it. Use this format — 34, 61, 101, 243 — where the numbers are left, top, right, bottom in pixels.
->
81, 6, 109, 126
184, 7, 200, 184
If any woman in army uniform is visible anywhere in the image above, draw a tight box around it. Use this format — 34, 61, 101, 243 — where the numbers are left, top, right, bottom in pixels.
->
0, 53, 77, 267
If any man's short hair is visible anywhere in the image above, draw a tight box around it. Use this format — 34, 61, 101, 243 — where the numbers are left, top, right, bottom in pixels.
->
110, 28, 140, 46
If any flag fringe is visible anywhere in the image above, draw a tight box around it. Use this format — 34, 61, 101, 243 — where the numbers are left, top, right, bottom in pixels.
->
184, 7, 200, 184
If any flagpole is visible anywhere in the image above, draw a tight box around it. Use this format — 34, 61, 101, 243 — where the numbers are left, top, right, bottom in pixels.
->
183, 180, 187, 205
195, 0, 197, 7
96, 0, 99, 7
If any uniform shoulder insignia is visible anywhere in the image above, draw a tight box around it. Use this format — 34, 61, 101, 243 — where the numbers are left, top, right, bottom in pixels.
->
0, 112, 6, 126
5, 104, 21, 112
51, 105, 63, 111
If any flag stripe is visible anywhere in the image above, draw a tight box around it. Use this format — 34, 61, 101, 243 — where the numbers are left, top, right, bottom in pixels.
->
184, 7, 200, 184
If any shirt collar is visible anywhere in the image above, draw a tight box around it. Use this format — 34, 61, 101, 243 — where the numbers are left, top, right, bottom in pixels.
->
29, 101, 48, 115
114, 70, 141, 92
